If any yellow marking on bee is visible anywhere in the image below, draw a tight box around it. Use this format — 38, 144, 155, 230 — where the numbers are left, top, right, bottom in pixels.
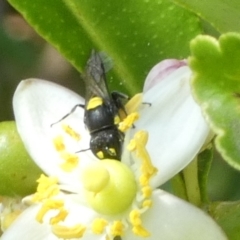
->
62, 124, 81, 141
108, 148, 116, 156
96, 151, 104, 159
87, 97, 103, 110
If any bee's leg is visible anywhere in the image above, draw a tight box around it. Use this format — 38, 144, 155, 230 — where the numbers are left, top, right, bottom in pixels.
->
51, 104, 85, 127
75, 148, 90, 154
142, 101, 152, 107
111, 91, 129, 118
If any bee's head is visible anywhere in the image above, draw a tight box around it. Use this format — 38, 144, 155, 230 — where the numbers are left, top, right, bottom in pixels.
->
90, 129, 124, 160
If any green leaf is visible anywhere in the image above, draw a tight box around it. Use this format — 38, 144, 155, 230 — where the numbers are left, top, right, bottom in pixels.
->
189, 33, 240, 170
8, 0, 202, 94
198, 148, 213, 203
173, 0, 240, 33
209, 201, 240, 239
0, 121, 43, 196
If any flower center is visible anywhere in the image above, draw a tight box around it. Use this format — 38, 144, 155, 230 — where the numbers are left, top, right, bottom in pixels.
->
81, 160, 137, 215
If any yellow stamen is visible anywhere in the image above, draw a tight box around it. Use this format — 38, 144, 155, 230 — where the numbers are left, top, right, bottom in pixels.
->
53, 136, 65, 151
110, 221, 125, 237
35, 199, 66, 223
92, 218, 108, 234
141, 186, 152, 198
62, 124, 81, 141
87, 97, 103, 110
126, 130, 157, 237
125, 93, 142, 114
60, 152, 79, 172
142, 199, 152, 208
129, 209, 150, 237
127, 139, 137, 151
128, 131, 158, 179
132, 225, 151, 237
52, 224, 86, 238
129, 209, 142, 225
118, 112, 139, 132
139, 173, 151, 186
32, 175, 59, 202
50, 207, 68, 224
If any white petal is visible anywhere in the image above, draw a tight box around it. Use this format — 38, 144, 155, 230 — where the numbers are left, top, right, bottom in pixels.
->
13, 79, 97, 186
143, 59, 187, 92
2, 198, 103, 240
124, 190, 227, 240
1, 205, 58, 240
125, 66, 209, 187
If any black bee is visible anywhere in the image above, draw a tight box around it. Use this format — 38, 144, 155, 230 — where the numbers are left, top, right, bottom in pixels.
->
53, 50, 126, 160
81, 50, 125, 160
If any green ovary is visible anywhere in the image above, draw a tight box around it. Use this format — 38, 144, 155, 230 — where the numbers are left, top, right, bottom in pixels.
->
82, 160, 137, 215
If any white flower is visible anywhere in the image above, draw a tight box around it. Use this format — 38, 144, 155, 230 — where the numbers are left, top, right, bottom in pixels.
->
2, 60, 227, 240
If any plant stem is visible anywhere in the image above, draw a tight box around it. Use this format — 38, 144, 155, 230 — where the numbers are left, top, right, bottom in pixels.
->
183, 157, 201, 207
170, 172, 188, 200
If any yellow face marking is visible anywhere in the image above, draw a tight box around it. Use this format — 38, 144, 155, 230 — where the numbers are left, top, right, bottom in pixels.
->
108, 148, 116, 156
96, 151, 104, 159
62, 124, 81, 141
87, 97, 103, 110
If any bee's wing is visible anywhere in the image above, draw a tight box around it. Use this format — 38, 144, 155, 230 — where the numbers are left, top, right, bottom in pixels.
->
83, 50, 111, 102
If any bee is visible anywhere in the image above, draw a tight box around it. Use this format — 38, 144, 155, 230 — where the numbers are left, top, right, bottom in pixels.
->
53, 50, 126, 160
82, 50, 126, 160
